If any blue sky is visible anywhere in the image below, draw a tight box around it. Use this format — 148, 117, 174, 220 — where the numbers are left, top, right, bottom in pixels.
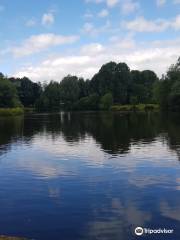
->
0, 0, 180, 82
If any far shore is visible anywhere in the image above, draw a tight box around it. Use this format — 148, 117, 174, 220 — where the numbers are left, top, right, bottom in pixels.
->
0, 104, 160, 117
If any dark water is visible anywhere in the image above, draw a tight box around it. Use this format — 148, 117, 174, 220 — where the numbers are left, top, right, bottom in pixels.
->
0, 112, 179, 240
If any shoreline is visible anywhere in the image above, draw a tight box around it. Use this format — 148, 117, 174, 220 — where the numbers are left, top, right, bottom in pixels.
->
0, 108, 24, 117
0, 104, 160, 117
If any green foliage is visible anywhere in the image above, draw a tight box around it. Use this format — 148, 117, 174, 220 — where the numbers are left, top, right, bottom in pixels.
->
60, 75, 80, 105
0, 236, 27, 240
157, 80, 171, 109
90, 62, 132, 104
130, 96, 138, 105
74, 94, 100, 110
45, 81, 61, 108
90, 63, 157, 106
99, 93, 113, 110
113, 63, 132, 104
0, 72, 4, 78
2, 58, 180, 112
111, 104, 159, 112
90, 62, 115, 96
9, 77, 41, 107
35, 95, 49, 112
111, 105, 132, 111
168, 81, 180, 111
0, 108, 24, 116
35, 81, 61, 111
0, 77, 21, 108
131, 70, 158, 104
157, 57, 180, 111
78, 78, 89, 98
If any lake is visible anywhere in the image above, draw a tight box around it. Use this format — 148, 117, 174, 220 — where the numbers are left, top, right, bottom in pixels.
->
0, 112, 179, 240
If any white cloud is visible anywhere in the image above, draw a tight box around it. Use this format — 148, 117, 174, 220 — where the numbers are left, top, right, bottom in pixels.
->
109, 34, 136, 49
11, 34, 79, 58
42, 12, 54, 26
121, 0, 140, 15
85, 0, 118, 7
98, 9, 109, 17
156, 0, 166, 7
84, 11, 94, 18
82, 22, 95, 34
106, 0, 119, 7
82, 21, 111, 36
13, 36, 180, 82
122, 15, 180, 32
123, 16, 169, 32
81, 43, 105, 55
26, 18, 36, 27
172, 14, 180, 30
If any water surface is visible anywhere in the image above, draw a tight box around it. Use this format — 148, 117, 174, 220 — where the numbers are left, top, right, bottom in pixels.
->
0, 112, 179, 240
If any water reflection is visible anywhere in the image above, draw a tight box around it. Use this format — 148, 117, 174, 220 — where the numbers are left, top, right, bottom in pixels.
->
0, 112, 179, 240
0, 112, 180, 157
160, 201, 180, 221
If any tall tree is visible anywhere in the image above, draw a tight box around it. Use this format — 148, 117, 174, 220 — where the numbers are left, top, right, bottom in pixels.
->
131, 70, 158, 104
90, 62, 116, 96
157, 57, 180, 110
60, 75, 80, 105
9, 77, 42, 107
0, 76, 20, 108
113, 63, 131, 104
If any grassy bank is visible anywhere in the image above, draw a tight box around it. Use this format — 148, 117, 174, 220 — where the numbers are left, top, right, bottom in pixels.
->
0, 237, 27, 240
24, 107, 35, 113
111, 104, 159, 112
0, 108, 24, 116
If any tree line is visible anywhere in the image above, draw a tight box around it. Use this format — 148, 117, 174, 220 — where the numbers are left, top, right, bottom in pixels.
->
0, 57, 180, 111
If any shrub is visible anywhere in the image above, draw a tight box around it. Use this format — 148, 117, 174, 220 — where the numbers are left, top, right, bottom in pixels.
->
99, 93, 113, 110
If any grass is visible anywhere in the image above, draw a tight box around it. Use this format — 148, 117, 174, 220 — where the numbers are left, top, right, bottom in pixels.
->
0, 236, 27, 240
24, 107, 35, 113
0, 107, 24, 116
111, 104, 159, 112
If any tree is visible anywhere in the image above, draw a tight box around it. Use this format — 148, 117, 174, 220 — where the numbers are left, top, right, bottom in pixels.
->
74, 94, 100, 110
141, 70, 158, 102
113, 63, 131, 104
3, 59, 177, 112
168, 81, 180, 111
43, 81, 61, 110
9, 77, 42, 107
0, 72, 4, 79
156, 57, 180, 110
131, 70, 158, 104
35, 95, 50, 112
90, 62, 132, 104
156, 57, 180, 111
90, 62, 116, 96
99, 93, 113, 110
0, 77, 21, 108
167, 57, 180, 83
60, 76, 80, 107
78, 78, 89, 98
